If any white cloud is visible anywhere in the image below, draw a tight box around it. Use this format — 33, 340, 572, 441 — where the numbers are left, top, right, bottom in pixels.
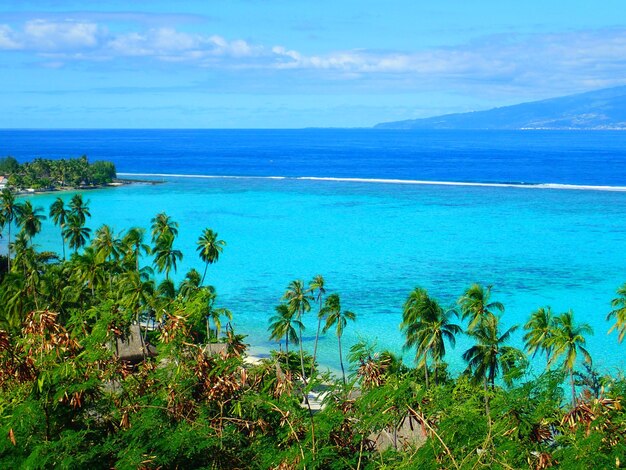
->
2, 19, 626, 95
0, 25, 20, 49
22, 19, 102, 50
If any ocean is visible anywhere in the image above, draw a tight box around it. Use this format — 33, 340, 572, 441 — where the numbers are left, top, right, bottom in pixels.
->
2, 129, 626, 375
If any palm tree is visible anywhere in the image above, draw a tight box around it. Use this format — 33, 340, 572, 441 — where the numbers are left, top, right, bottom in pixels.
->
179, 268, 202, 300
322, 293, 356, 385
152, 231, 183, 280
10, 232, 42, 309
547, 310, 593, 404
463, 315, 523, 389
92, 225, 122, 263
523, 307, 555, 364
72, 246, 106, 297
0, 188, 23, 271
400, 287, 461, 386
121, 227, 151, 272
120, 270, 156, 323
282, 280, 312, 381
157, 278, 177, 301
62, 214, 91, 254
0, 273, 31, 329
308, 274, 326, 377
463, 314, 523, 420
16, 200, 46, 241
49, 197, 68, 260
196, 228, 226, 285
458, 283, 504, 332
209, 307, 233, 340
68, 193, 90, 224
607, 284, 626, 343
150, 212, 178, 243
268, 303, 303, 369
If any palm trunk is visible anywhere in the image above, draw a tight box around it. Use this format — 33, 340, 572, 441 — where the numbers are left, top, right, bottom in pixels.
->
483, 376, 491, 425
311, 315, 322, 378
61, 232, 66, 261
137, 312, 147, 359
338, 334, 346, 385
7, 221, 11, 271
285, 334, 289, 370
142, 315, 150, 344
206, 317, 211, 343
298, 310, 307, 383
201, 261, 209, 286
434, 359, 438, 386
423, 357, 430, 389
570, 369, 577, 404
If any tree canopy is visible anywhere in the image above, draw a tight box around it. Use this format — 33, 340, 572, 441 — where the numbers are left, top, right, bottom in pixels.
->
1, 155, 117, 190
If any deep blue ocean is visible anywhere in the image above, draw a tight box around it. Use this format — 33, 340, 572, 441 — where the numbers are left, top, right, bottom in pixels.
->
3, 129, 626, 185
2, 129, 626, 375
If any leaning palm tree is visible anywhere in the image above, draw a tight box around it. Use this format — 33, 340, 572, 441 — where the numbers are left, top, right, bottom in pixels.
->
0, 188, 23, 271
62, 214, 91, 254
523, 306, 555, 365
547, 310, 593, 404
49, 197, 68, 260
152, 231, 183, 280
458, 283, 504, 332
322, 293, 356, 385
607, 284, 626, 343
282, 280, 312, 381
401, 287, 461, 386
196, 228, 226, 285
16, 200, 46, 242
268, 303, 303, 369
308, 274, 326, 377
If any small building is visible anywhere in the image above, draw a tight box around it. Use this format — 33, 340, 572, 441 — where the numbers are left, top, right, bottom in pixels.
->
0, 176, 7, 189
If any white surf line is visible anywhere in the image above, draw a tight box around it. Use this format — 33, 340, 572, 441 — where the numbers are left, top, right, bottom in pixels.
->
117, 173, 626, 192
299, 176, 626, 192
119, 172, 286, 180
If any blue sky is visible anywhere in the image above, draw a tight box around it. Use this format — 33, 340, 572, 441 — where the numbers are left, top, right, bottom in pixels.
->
1, 0, 626, 128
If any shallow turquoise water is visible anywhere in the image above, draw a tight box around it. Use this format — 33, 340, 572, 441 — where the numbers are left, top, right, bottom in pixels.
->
19, 176, 626, 375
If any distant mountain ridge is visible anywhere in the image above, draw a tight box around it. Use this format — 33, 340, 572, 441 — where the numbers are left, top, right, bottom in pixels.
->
375, 86, 626, 130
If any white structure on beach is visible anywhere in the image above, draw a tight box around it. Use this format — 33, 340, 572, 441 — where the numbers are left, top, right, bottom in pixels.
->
0, 176, 6, 189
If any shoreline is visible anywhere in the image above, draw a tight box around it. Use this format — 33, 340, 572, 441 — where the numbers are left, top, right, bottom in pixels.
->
118, 172, 626, 193
11, 177, 163, 196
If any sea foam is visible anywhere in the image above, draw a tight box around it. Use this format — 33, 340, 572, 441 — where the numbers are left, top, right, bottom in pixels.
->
118, 173, 626, 192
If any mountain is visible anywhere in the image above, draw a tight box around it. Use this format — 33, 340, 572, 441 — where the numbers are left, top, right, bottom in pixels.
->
375, 86, 626, 130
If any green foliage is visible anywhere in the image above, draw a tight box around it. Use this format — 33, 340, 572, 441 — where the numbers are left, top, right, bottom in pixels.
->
0, 156, 19, 174
1, 204, 626, 468
1, 155, 117, 190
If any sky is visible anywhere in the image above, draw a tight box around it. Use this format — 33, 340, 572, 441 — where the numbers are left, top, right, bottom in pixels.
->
1, 0, 626, 128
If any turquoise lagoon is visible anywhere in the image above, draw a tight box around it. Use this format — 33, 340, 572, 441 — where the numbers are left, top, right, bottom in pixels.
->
20, 175, 626, 376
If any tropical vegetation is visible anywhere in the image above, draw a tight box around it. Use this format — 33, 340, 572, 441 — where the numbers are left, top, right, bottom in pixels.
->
0, 155, 117, 190
0, 187, 625, 468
